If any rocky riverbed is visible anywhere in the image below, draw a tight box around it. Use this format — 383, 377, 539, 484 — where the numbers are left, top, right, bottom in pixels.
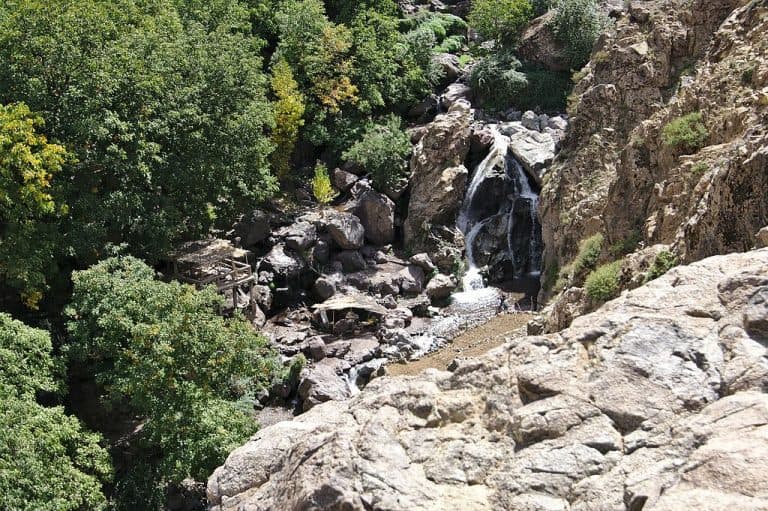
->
209, 247, 768, 511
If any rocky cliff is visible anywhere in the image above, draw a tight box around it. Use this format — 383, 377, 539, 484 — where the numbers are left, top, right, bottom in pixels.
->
539, 0, 768, 327
208, 247, 768, 511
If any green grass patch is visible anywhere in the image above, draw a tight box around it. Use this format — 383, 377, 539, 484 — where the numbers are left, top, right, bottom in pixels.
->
585, 260, 622, 301
644, 250, 678, 282
572, 233, 604, 276
661, 112, 708, 153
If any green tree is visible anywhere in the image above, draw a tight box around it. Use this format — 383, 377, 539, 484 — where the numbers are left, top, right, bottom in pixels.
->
0, 314, 112, 511
270, 58, 305, 181
550, 0, 609, 69
0, 103, 71, 307
311, 161, 338, 206
343, 115, 411, 191
0, 0, 276, 297
66, 256, 280, 507
468, 0, 534, 46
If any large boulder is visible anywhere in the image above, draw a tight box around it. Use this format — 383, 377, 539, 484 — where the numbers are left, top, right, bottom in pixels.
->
233, 209, 271, 247
404, 100, 473, 255
516, 11, 569, 72
354, 190, 395, 246
297, 358, 351, 412
326, 212, 365, 250
210, 248, 768, 511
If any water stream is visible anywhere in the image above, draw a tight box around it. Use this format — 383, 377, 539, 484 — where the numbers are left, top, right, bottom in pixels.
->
455, 124, 543, 300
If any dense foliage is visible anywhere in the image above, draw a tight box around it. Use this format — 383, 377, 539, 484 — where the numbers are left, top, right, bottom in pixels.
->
0, 0, 277, 303
468, 0, 534, 46
550, 0, 609, 69
66, 257, 280, 507
343, 115, 412, 191
0, 314, 112, 511
0, 103, 70, 307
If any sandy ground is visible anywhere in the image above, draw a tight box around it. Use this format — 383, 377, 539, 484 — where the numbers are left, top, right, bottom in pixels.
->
386, 312, 532, 377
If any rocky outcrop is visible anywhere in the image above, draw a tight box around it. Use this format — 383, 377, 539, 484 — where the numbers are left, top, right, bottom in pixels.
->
209, 248, 768, 511
404, 100, 473, 256
517, 11, 569, 72
354, 190, 395, 246
539, 0, 768, 325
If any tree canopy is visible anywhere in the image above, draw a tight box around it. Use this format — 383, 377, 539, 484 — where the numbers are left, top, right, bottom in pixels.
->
0, 314, 112, 511
66, 256, 280, 507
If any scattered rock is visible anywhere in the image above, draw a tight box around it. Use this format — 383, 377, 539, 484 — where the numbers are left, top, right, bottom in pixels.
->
441, 84, 472, 109
409, 253, 436, 273
327, 212, 365, 250
332, 168, 359, 192
398, 265, 426, 295
233, 209, 271, 247
426, 273, 457, 299
297, 358, 350, 411
282, 221, 317, 251
333, 250, 367, 273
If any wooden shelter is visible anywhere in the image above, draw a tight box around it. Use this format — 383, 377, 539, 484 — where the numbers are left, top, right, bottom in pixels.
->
166, 239, 257, 313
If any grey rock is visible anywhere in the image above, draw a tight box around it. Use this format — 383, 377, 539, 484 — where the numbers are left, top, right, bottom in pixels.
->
297, 358, 351, 412
398, 265, 426, 295
441, 85, 471, 109
283, 221, 317, 251
404, 100, 472, 256
333, 250, 367, 273
306, 337, 327, 361
409, 253, 436, 273
354, 190, 395, 246
521, 110, 540, 131
426, 273, 457, 299
508, 129, 556, 184
259, 244, 307, 279
327, 212, 365, 250
744, 286, 768, 344
757, 226, 768, 249
234, 209, 271, 247
332, 167, 359, 192
432, 53, 462, 84
313, 275, 338, 301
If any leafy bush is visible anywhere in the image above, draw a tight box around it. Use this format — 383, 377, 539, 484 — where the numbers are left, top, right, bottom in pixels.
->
0, 314, 112, 511
691, 162, 709, 175
645, 250, 678, 282
572, 233, 604, 275
470, 52, 529, 110
585, 260, 622, 301
0, 103, 71, 307
434, 35, 466, 54
343, 115, 412, 191
312, 161, 338, 205
468, 0, 534, 46
516, 68, 572, 111
661, 112, 709, 153
66, 257, 280, 507
550, 0, 609, 69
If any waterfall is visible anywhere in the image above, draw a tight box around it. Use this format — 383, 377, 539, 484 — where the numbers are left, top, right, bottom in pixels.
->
455, 124, 543, 298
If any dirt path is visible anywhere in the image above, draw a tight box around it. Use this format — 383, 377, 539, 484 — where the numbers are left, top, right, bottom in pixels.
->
386, 312, 532, 377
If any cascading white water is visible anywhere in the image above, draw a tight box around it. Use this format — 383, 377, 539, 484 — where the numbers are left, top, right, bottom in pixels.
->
457, 126, 510, 295
453, 123, 543, 304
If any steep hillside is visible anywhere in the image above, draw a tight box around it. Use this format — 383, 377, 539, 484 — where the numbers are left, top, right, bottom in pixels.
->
539, 0, 768, 329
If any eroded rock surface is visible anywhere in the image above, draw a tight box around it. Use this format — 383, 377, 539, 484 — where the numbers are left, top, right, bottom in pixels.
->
209, 249, 768, 511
